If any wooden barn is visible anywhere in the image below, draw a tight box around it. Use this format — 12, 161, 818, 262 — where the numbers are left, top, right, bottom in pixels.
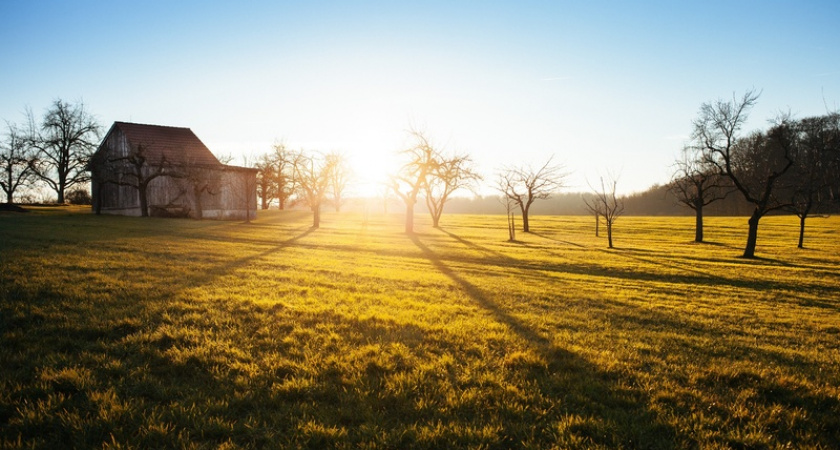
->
90, 122, 257, 220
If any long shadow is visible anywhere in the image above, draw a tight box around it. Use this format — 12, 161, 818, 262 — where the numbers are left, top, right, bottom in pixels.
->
529, 230, 586, 248
409, 234, 680, 447
175, 227, 316, 291
438, 228, 521, 264
602, 248, 840, 311
370, 238, 840, 311
411, 234, 550, 348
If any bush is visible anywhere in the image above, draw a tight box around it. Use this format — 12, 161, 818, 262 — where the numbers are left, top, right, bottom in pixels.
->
66, 189, 92, 205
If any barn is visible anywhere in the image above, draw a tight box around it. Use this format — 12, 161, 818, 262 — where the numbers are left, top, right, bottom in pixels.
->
90, 121, 257, 220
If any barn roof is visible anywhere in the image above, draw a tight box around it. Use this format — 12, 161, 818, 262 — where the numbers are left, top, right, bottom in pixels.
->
109, 121, 222, 166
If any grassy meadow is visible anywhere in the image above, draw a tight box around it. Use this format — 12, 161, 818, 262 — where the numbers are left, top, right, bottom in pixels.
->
1, 206, 839, 449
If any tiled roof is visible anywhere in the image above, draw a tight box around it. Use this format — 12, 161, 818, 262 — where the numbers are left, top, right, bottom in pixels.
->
112, 121, 222, 166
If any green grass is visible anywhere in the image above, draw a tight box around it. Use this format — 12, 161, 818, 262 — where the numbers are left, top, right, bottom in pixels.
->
1, 206, 839, 449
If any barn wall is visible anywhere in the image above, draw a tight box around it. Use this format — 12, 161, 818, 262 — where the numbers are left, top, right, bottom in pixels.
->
94, 128, 143, 216
201, 170, 257, 220
91, 124, 257, 220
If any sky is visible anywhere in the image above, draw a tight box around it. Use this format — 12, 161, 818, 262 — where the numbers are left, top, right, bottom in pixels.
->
2, 0, 839, 197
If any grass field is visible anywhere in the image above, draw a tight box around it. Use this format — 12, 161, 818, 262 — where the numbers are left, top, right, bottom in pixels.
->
1, 206, 839, 449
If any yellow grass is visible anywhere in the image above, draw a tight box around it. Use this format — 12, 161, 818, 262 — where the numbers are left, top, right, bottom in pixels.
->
1, 207, 838, 448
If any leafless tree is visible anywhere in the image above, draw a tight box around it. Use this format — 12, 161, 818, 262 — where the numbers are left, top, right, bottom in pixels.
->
327, 151, 352, 212
668, 145, 732, 242
390, 129, 437, 234
1, 122, 37, 203
497, 190, 517, 241
785, 113, 839, 248
583, 174, 624, 248
274, 144, 304, 210
254, 152, 278, 210
96, 142, 172, 217
377, 184, 393, 214
424, 153, 481, 227
27, 100, 101, 203
293, 151, 336, 228
694, 90, 796, 258
497, 156, 566, 232
178, 163, 224, 220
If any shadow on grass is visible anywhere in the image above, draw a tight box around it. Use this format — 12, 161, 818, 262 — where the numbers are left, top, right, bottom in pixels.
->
529, 231, 587, 248
603, 247, 840, 312
432, 229, 840, 313
409, 234, 680, 448
387, 232, 840, 313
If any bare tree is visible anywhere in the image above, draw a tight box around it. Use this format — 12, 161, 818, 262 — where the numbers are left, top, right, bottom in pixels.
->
293, 151, 336, 228
390, 129, 437, 234
377, 184, 393, 214
424, 153, 481, 227
583, 174, 624, 248
785, 113, 839, 248
498, 189, 517, 241
497, 156, 566, 232
327, 152, 352, 212
694, 90, 797, 258
273, 143, 303, 210
100, 143, 172, 217
668, 145, 731, 242
254, 152, 278, 210
28, 100, 101, 203
1, 122, 37, 204
178, 163, 223, 220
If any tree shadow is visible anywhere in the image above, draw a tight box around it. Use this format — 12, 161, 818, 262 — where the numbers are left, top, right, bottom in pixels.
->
385, 233, 840, 313
439, 228, 521, 261
409, 234, 681, 447
529, 230, 586, 248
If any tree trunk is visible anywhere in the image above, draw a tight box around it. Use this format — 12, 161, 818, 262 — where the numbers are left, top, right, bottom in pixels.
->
595, 212, 600, 237
405, 201, 414, 234
432, 213, 440, 228
798, 215, 806, 249
138, 184, 149, 217
606, 221, 613, 248
694, 202, 704, 243
742, 212, 761, 258
193, 188, 204, 220
57, 170, 67, 203
312, 204, 321, 228
521, 205, 530, 233
507, 211, 516, 241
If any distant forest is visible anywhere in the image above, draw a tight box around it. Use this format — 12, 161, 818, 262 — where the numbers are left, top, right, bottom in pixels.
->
434, 187, 762, 217
341, 186, 783, 217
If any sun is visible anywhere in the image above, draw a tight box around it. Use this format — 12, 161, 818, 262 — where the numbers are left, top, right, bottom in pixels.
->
347, 148, 398, 199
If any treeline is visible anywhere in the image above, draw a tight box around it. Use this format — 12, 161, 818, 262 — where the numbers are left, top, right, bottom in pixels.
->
427, 188, 758, 216
332, 188, 755, 216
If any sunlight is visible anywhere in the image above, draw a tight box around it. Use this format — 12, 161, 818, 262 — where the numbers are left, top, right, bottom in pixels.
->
349, 149, 399, 198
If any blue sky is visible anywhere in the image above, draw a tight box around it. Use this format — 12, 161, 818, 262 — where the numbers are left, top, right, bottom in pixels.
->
2, 1, 839, 196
